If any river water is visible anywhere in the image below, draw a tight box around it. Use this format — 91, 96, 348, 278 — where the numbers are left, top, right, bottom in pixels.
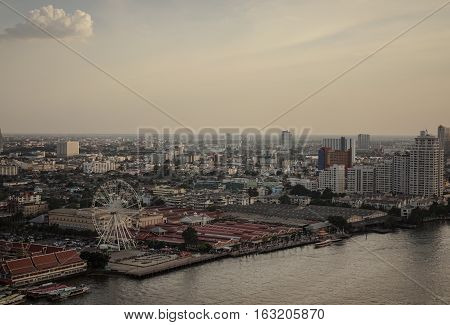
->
59, 222, 449, 305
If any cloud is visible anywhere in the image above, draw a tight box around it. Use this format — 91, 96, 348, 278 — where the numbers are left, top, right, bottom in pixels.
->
0, 5, 93, 40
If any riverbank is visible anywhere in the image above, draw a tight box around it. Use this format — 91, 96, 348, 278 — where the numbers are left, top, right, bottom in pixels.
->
105, 218, 449, 280
56, 222, 450, 305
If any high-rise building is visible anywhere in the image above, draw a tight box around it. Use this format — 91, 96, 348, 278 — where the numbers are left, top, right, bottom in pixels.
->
323, 137, 355, 162
56, 141, 80, 158
318, 147, 332, 170
322, 137, 351, 151
392, 152, 410, 195
438, 125, 450, 158
347, 165, 375, 194
317, 147, 352, 170
357, 134, 370, 150
318, 164, 346, 194
280, 130, 293, 149
375, 160, 392, 194
0, 128, 4, 153
409, 131, 444, 197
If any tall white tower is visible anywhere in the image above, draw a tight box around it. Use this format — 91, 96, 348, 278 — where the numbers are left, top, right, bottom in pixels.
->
409, 131, 444, 197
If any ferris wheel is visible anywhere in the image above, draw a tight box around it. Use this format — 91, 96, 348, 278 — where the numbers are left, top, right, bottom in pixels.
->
92, 179, 142, 250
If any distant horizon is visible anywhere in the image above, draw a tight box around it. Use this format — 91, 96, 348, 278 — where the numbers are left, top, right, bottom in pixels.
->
1, 130, 421, 138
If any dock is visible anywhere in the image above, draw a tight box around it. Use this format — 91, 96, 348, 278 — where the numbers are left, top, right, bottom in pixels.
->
108, 253, 227, 278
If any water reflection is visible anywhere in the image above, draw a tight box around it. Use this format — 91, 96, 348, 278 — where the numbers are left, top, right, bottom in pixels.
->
56, 222, 449, 305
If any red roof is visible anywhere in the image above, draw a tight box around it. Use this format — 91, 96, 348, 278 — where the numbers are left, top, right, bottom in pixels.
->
32, 253, 60, 270
55, 250, 83, 265
5, 257, 37, 276
45, 246, 65, 254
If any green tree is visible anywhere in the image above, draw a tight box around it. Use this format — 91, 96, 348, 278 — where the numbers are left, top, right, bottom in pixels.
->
321, 188, 334, 200
279, 194, 291, 205
80, 251, 110, 269
182, 226, 198, 246
247, 187, 259, 197
384, 215, 397, 229
327, 215, 349, 231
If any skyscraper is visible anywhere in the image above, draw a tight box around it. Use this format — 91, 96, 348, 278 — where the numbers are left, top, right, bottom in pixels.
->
357, 134, 370, 150
375, 160, 392, 194
393, 152, 410, 195
280, 130, 293, 149
0, 128, 4, 153
322, 137, 355, 162
409, 131, 444, 197
347, 165, 375, 194
437, 125, 450, 158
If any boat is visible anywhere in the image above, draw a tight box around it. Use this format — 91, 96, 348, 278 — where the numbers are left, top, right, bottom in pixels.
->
48, 284, 90, 302
314, 239, 332, 248
0, 293, 27, 305
26, 283, 70, 299
330, 238, 343, 243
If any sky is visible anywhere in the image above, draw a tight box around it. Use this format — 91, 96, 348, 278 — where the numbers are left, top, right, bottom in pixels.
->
0, 0, 449, 135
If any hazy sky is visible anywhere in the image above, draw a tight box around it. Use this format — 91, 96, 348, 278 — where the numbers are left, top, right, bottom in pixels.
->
0, 0, 449, 135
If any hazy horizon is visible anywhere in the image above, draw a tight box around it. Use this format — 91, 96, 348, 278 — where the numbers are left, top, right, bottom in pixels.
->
1, 0, 449, 134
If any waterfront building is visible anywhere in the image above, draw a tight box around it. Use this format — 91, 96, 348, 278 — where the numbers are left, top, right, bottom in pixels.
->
346, 165, 375, 195
56, 141, 79, 158
409, 131, 444, 197
357, 134, 370, 150
375, 160, 392, 194
392, 152, 410, 195
318, 164, 346, 194
0, 249, 87, 287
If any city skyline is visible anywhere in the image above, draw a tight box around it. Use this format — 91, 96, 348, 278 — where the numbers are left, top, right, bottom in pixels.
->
0, 0, 449, 134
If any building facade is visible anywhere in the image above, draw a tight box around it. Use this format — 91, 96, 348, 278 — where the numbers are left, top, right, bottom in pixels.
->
56, 141, 80, 158
347, 165, 375, 195
409, 131, 444, 197
375, 160, 392, 194
393, 152, 410, 195
318, 164, 346, 194
438, 125, 450, 158
357, 134, 370, 150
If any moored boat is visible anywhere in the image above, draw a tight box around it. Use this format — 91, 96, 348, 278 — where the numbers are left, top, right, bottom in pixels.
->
26, 283, 69, 299
48, 284, 90, 302
0, 293, 27, 305
314, 239, 332, 248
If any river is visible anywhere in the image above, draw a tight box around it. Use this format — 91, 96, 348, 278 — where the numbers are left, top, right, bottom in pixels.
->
58, 222, 449, 305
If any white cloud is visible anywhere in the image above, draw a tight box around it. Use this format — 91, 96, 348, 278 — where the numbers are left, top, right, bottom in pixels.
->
1, 5, 93, 40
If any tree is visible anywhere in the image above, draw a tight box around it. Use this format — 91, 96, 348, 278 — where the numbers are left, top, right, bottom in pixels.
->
321, 188, 334, 200
182, 227, 198, 246
327, 215, 349, 232
80, 251, 110, 269
407, 208, 427, 225
279, 194, 291, 205
384, 215, 398, 229
290, 184, 309, 196
247, 187, 259, 197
